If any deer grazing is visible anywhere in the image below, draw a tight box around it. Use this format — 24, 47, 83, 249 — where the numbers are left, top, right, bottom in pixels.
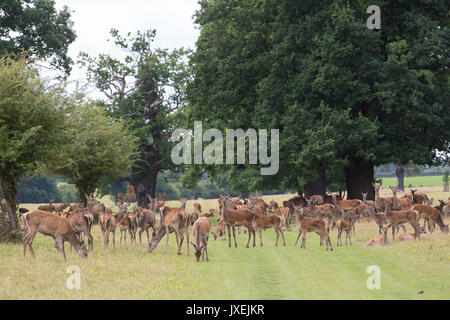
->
37, 200, 55, 213
61, 210, 94, 251
191, 217, 211, 262
219, 196, 256, 248
148, 198, 191, 256
212, 215, 227, 241
293, 205, 333, 251
412, 204, 449, 234
22, 210, 88, 261
365, 226, 389, 247
252, 211, 286, 247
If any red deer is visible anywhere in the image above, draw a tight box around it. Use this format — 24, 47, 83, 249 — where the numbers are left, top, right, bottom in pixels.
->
52, 202, 71, 215
22, 210, 87, 261
275, 207, 292, 231
363, 205, 405, 235
212, 215, 227, 241
252, 212, 286, 247
37, 200, 55, 213
148, 199, 191, 255
410, 189, 430, 205
411, 204, 449, 234
389, 186, 412, 210
191, 217, 212, 262
310, 194, 323, 205
372, 183, 394, 211
361, 192, 376, 208
268, 200, 279, 213
99, 212, 118, 250
219, 196, 255, 248
384, 200, 422, 240
293, 206, 333, 251
333, 210, 357, 246
134, 206, 157, 244
365, 227, 389, 247
61, 210, 94, 251
397, 228, 427, 241
193, 202, 202, 215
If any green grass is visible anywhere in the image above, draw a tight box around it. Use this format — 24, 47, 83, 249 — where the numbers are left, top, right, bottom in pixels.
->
2, 190, 450, 299
378, 175, 445, 188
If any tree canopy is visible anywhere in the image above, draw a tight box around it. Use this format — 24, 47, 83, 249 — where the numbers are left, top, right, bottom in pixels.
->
0, 0, 76, 74
187, 0, 449, 199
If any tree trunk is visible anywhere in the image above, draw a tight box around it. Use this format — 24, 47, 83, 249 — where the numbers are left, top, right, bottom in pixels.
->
396, 164, 405, 191
132, 165, 159, 208
303, 168, 326, 197
0, 179, 19, 230
344, 159, 375, 200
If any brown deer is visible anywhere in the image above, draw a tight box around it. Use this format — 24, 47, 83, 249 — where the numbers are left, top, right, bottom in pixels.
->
293, 206, 333, 251
389, 186, 412, 210
52, 202, 71, 215
191, 217, 212, 262
99, 212, 118, 250
372, 183, 394, 211
22, 210, 88, 261
397, 227, 427, 241
268, 200, 279, 213
219, 196, 255, 248
363, 205, 405, 235
410, 189, 430, 205
310, 194, 324, 205
212, 215, 227, 241
333, 209, 357, 246
252, 212, 286, 247
134, 206, 157, 244
361, 192, 376, 208
365, 227, 389, 247
384, 200, 422, 240
61, 210, 94, 251
275, 207, 292, 231
148, 199, 191, 256
412, 204, 449, 234
37, 200, 55, 213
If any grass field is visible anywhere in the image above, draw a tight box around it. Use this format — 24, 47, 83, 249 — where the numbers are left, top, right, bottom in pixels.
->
1, 187, 449, 300
378, 175, 446, 188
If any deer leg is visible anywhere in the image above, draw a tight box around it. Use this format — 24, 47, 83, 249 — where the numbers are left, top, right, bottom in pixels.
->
274, 228, 279, 247
258, 228, 263, 247
164, 226, 171, 253
227, 225, 232, 248
112, 230, 116, 249
295, 229, 302, 246
104, 231, 109, 250
232, 226, 238, 248
301, 232, 307, 249
177, 229, 184, 255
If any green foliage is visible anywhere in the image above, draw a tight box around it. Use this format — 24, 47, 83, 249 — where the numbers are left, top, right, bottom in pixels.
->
50, 102, 138, 200
78, 29, 191, 203
17, 175, 61, 203
0, 0, 76, 74
187, 0, 450, 193
56, 182, 77, 202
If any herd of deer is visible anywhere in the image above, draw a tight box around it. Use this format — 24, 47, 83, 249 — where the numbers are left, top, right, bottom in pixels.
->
17, 185, 449, 262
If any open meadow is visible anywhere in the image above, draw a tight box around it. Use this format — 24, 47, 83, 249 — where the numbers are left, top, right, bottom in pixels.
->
0, 187, 449, 300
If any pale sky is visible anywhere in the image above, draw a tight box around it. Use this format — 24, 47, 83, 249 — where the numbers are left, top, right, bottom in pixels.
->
53, 0, 200, 96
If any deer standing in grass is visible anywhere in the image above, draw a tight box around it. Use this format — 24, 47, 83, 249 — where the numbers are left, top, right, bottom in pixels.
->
333, 209, 357, 246
191, 217, 211, 262
390, 186, 412, 210
410, 189, 430, 205
148, 199, 191, 255
293, 206, 333, 251
135, 204, 157, 245
252, 211, 286, 247
372, 183, 393, 211
384, 200, 422, 240
22, 210, 88, 261
219, 196, 256, 248
99, 212, 118, 250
